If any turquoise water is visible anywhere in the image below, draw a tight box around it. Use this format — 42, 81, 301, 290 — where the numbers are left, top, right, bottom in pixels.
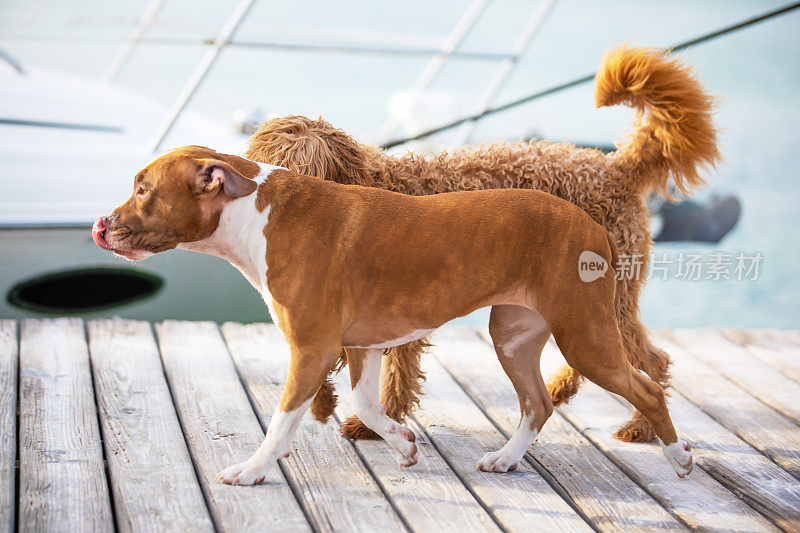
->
1, 0, 798, 328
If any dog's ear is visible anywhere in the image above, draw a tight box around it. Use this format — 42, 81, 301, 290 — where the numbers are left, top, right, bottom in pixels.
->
194, 158, 257, 198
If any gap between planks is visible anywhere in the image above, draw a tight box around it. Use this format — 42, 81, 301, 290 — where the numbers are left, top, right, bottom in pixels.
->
155, 320, 310, 532
652, 330, 800, 483
87, 318, 214, 533
464, 325, 779, 532
667, 329, 800, 424
218, 321, 409, 533
0, 320, 17, 533
17, 318, 113, 532
222, 322, 593, 533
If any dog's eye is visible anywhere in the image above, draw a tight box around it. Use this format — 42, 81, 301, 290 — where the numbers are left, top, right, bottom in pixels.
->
136, 186, 148, 196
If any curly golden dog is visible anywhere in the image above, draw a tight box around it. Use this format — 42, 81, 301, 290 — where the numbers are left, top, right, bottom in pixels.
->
244, 45, 719, 443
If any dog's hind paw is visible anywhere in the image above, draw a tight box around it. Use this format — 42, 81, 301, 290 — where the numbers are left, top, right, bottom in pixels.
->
393, 424, 419, 467
397, 443, 419, 468
659, 438, 694, 478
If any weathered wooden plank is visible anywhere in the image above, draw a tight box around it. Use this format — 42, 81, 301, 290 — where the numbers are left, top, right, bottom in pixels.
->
670, 394, 800, 531
87, 319, 213, 533
645, 383, 800, 531
223, 323, 492, 532
534, 340, 779, 532
723, 328, 800, 385
0, 320, 17, 533
669, 329, 800, 423
331, 383, 501, 533
155, 320, 310, 533
440, 326, 684, 532
220, 322, 408, 533
414, 345, 595, 532
18, 318, 113, 532
651, 331, 800, 480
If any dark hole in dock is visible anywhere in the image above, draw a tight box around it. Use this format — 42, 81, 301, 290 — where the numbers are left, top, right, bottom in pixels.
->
7, 267, 163, 314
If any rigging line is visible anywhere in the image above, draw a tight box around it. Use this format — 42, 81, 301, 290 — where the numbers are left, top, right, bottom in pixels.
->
148, 0, 257, 153
0, 47, 25, 75
381, 0, 800, 149
0, 118, 123, 133
376, 0, 492, 144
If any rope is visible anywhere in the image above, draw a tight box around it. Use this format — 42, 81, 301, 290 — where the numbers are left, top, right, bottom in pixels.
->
0, 118, 123, 133
382, 1, 800, 149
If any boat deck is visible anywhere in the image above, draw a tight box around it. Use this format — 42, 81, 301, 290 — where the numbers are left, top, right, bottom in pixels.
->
1, 319, 799, 532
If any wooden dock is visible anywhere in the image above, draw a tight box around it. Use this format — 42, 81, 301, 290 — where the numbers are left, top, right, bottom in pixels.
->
1, 319, 799, 532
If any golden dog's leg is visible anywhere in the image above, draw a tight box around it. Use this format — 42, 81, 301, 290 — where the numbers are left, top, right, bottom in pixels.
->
381, 339, 428, 420
545, 366, 583, 407
478, 305, 553, 473
341, 340, 428, 440
310, 349, 348, 423
310, 378, 338, 423
217, 343, 339, 485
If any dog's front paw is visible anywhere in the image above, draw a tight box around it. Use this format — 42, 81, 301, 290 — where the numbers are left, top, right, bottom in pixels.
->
659, 439, 694, 478
477, 449, 520, 473
215, 461, 272, 486
394, 427, 419, 468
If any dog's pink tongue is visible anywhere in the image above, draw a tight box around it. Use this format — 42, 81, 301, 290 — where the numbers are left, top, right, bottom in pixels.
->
92, 218, 111, 250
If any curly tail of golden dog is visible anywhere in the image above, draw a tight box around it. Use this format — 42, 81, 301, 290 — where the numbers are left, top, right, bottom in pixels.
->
594, 46, 721, 199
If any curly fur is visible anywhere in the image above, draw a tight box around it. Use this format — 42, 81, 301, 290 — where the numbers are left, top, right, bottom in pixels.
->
310, 378, 338, 423
244, 46, 719, 442
595, 46, 719, 198
341, 339, 430, 440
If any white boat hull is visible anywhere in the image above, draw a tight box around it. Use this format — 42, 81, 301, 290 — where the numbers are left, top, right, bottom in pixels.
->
0, 228, 267, 322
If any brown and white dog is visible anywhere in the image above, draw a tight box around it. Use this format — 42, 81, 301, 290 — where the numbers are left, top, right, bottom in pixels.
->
244, 46, 720, 445
93, 145, 693, 485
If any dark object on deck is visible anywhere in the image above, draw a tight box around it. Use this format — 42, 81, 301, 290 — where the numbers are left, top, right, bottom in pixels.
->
7, 266, 163, 314
655, 195, 741, 243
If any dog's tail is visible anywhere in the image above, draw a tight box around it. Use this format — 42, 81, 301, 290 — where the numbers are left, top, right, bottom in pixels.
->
594, 45, 720, 198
